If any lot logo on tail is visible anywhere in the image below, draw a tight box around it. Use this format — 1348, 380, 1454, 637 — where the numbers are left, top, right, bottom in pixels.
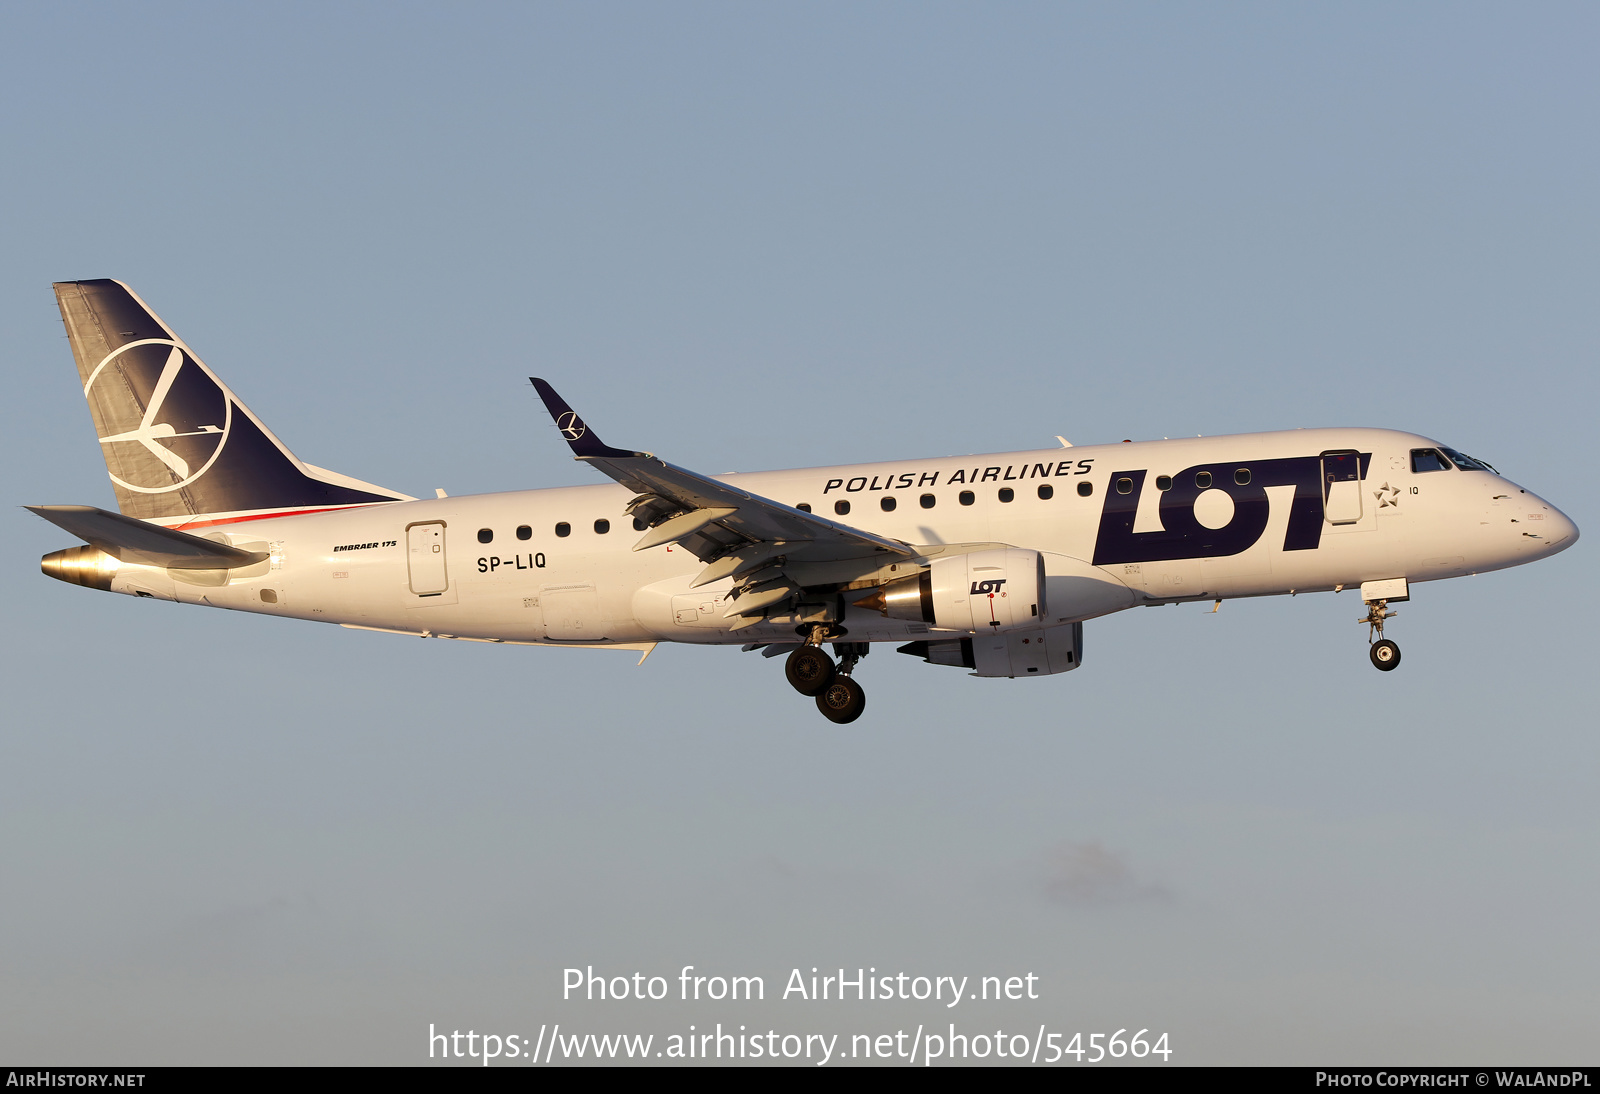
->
84, 339, 231, 494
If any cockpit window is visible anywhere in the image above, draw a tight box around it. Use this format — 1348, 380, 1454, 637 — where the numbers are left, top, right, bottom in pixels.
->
1438, 446, 1496, 473
1410, 448, 1452, 473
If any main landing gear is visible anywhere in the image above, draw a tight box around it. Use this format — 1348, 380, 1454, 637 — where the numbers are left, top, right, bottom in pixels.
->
1360, 599, 1402, 672
785, 629, 869, 723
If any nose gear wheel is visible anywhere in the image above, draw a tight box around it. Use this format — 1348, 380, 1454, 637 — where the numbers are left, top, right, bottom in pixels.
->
1370, 639, 1401, 670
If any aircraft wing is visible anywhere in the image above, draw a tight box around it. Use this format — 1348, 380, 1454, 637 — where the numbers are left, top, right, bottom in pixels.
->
531, 379, 914, 622
27, 504, 270, 569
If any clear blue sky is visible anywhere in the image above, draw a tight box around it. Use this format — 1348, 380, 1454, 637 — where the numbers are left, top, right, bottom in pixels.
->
2, 2, 1595, 1064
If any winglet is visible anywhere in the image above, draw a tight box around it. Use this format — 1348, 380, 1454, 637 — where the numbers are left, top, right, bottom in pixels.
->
529, 378, 644, 459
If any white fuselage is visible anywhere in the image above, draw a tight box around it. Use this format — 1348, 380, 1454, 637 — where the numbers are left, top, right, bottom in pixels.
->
102, 427, 1577, 651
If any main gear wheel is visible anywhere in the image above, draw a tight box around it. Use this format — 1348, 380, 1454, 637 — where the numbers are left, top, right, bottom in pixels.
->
815, 676, 867, 723
785, 646, 835, 696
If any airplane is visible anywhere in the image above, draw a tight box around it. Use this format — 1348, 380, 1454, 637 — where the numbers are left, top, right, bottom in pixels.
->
31, 279, 1580, 723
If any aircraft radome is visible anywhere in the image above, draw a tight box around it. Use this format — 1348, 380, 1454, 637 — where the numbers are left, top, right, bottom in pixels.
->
32, 280, 1580, 723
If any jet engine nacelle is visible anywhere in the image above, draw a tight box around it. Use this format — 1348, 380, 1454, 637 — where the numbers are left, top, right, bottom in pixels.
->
863, 547, 1046, 635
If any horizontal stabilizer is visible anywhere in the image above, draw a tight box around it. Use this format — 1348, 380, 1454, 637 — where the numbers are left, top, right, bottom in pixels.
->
26, 504, 269, 569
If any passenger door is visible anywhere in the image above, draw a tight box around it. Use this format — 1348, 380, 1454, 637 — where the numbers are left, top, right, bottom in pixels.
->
406, 521, 449, 595
1320, 451, 1363, 525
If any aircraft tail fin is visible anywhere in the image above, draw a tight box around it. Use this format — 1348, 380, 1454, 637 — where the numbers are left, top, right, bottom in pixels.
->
53, 279, 411, 523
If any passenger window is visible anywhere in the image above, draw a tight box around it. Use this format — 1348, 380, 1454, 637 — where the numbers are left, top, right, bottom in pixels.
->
998, 488, 1014, 503
796, 503, 812, 513
1077, 481, 1093, 497
1037, 484, 1053, 500
834, 500, 850, 515
920, 494, 936, 509
1411, 448, 1451, 473
477, 528, 493, 544
880, 496, 897, 512
555, 522, 571, 538
959, 490, 975, 506
1195, 471, 1212, 489
1235, 468, 1250, 485
1116, 477, 1133, 495
633, 516, 648, 531
594, 519, 610, 534
516, 525, 532, 541
1155, 475, 1172, 491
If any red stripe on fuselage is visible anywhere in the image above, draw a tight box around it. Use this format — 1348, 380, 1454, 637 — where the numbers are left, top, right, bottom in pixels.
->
163, 504, 389, 531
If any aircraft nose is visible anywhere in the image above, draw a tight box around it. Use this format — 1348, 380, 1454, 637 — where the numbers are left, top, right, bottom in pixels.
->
1546, 505, 1579, 552
1521, 491, 1579, 555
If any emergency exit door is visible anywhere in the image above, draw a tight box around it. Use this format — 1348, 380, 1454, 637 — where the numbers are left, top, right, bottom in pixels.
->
407, 522, 448, 595
1320, 451, 1363, 525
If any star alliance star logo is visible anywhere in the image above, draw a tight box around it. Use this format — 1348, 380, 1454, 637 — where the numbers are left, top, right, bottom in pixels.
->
1374, 482, 1401, 508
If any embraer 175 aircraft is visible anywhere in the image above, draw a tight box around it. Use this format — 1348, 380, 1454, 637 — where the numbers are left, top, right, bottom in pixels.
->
32, 280, 1579, 723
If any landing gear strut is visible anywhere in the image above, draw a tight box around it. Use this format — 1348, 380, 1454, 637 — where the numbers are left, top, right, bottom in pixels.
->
1360, 599, 1402, 672
815, 642, 869, 723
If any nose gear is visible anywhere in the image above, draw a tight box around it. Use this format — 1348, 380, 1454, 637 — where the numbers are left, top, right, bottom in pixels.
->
1369, 639, 1401, 670
1359, 598, 1402, 672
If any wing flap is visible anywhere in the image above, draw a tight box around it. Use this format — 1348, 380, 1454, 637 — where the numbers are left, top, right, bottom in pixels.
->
633, 507, 738, 552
